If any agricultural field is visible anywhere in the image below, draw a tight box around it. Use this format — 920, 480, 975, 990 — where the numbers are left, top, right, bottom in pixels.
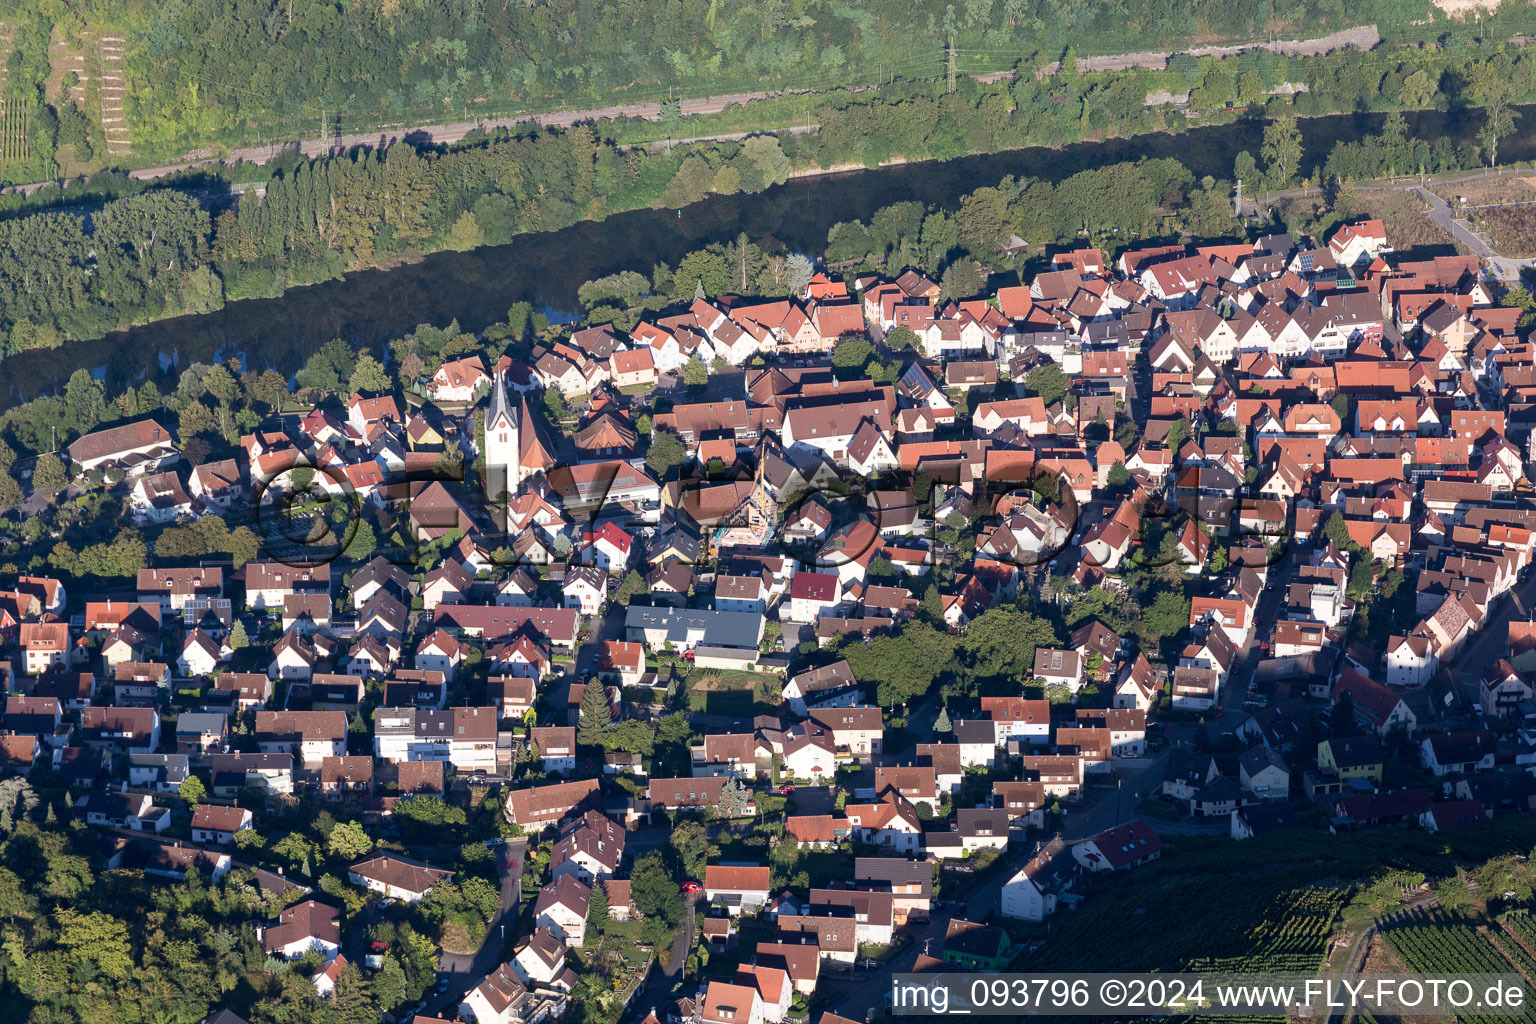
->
1382, 911, 1536, 1024
1029, 864, 1347, 975
0, 99, 29, 170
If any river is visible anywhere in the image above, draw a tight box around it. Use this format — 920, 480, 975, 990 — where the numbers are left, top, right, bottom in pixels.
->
0, 104, 1515, 410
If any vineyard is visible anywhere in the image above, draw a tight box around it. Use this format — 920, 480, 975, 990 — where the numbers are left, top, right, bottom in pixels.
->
0, 99, 26, 171
1186, 886, 1345, 974
1497, 909, 1536, 980
1503, 909, 1536, 955
1383, 910, 1536, 1024
1029, 866, 1346, 976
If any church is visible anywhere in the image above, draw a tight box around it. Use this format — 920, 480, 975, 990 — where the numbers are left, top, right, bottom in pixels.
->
483, 368, 556, 509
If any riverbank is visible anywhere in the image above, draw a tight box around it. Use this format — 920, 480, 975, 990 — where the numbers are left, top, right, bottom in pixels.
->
0, 101, 1512, 415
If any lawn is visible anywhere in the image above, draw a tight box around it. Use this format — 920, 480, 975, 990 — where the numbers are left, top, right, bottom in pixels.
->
684, 668, 783, 717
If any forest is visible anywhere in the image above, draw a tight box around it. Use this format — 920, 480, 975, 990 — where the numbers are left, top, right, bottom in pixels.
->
0, 776, 457, 1024
1, 0, 1444, 161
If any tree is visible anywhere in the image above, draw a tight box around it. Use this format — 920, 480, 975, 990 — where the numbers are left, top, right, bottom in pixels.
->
374, 954, 411, 1012
1107, 462, 1131, 487
434, 440, 465, 480
885, 325, 919, 350
933, 704, 952, 734
578, 679, 613, 747
940, 260, 983, 300
1165, 416, 1192, 453
1479, 104, 1521, 168
64, 368, 105, 433
682, 356, 708, 388
349, 354, 392, 394
669, 820, 719, 880
740, 136, 791, 191
1261, 117, 1302, 188
31, 452, 66, 495
445, 211, 486, 251
0, 474, 22, 514
645, 430, 687, 477
273, 832, 317, 874
830, 336, 873, 373
718, 777, 753, 818
57, 909, 135, 981
1024, 362, 1069, 406
842, 620, 958, 708
327, 820, 374, 860
961, 608, 1061, 682
630, 850, 684, 925
229, 619, 249, 650
588, 877, 609, 922
178, 775, 206, 805
1323, 511, 1353, 553
1132, 590, 1192, 653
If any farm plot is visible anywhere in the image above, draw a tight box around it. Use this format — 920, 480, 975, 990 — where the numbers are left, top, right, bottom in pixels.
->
1384, 910, 1536, 1024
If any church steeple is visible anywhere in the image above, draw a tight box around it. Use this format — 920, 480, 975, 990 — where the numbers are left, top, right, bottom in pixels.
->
487, 367, 517, 434
483, 370, 520, 505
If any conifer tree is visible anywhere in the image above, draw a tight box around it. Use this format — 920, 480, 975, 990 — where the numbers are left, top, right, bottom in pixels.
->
578, 682, 613, 747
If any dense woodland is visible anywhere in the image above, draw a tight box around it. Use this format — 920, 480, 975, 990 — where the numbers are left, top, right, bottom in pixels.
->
6, 0, 1442, 159
0, 777, 466, 1024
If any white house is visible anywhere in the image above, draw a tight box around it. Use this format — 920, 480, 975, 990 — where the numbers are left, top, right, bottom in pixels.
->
562, 566, 606, 616
1386, 633, 1438, 689
414, 629, 465, 683
512, 928, 567, 987
263, 899, 342, 961
348, 853, 454, 902
177, 629, 229, 678
190, 804, 254, 845
534, 875, 591, 946
703, 864, 773, 917
1000, 838, 1073, 922
460, 962, 527, 1024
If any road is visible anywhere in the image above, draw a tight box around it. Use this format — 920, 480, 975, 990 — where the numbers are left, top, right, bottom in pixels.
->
1451, 565, 1536, 701
1409, 185, 1536, 284
633, 892, 699, 1016
429, 836, 527, 1013
1214, 547, 1298, 729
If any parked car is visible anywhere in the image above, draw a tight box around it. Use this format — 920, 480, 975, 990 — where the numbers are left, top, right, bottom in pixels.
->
680, 881, 701, 893
778, 785, 795, 795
